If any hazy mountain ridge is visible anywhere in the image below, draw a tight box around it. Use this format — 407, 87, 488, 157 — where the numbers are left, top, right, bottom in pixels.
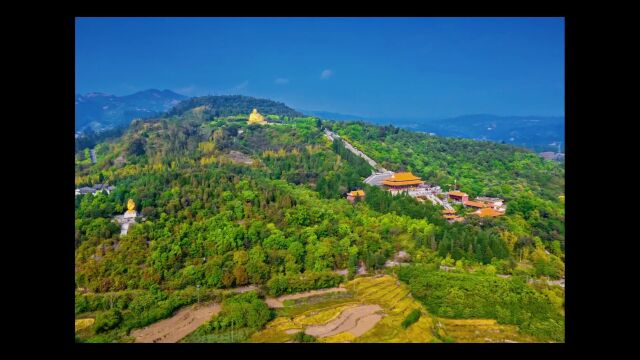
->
75, 89, 187, 132
300, 109, 564, 152
414, 114, 565, 152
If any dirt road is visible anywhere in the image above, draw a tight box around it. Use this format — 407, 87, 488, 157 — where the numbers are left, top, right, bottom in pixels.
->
231, 285, 259, 293
131, 302, 221, 343
305, 304, 383, 338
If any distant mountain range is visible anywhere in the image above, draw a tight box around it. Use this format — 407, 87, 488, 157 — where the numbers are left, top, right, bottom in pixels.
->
409, 114, 565, 152
75, 89, 187, 132
75, 90, 563, 152
300, 110, 564, 152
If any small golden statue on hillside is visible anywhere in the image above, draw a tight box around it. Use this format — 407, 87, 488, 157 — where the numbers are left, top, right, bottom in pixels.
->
247, 108, 267, 125
124, 198, 138, 219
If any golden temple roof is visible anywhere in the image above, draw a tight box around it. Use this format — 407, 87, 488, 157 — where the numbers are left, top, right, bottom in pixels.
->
472, 208, 504, 218
348, 190, 366, 197
382, 172, 423, 186
448, 191, 468, 197
463, 200, 488, 208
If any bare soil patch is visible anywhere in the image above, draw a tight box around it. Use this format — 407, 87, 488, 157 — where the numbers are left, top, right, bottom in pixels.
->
304, 304, 383, 338
131, 302, 221, 343
226, 150, 254, 165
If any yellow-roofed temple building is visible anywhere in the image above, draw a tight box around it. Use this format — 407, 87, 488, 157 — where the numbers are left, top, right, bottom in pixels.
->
247, 108, 267, 125
381, 172, 424, 191
471, 207, 504, 218
346, 189, 366, 203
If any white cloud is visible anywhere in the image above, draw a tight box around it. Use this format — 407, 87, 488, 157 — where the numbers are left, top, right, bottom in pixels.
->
320, 69, 333, 79
275, 78, 289, 85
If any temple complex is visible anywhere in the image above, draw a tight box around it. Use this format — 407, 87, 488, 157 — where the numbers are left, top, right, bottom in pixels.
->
247, 108, 267, 125
381, 172, 424, 191
75, 183, 116, 196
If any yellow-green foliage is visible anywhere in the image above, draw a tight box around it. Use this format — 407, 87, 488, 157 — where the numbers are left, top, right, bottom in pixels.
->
319, 332, 356, 343
199, 142, 215, 154
200, 155, 217, 165
436, 318, 539, 343
75, 318, 95, 332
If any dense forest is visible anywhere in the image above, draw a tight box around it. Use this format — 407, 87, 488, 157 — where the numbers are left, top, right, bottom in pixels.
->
166, 95, 303, 119
75, 105, 564, 342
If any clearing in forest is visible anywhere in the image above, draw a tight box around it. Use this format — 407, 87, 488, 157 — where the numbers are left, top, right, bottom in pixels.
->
131, 302, 221, 343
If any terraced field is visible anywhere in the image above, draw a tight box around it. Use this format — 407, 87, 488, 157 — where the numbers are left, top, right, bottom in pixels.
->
251, 275, 439, 343
251, 275, 540, 343
434, 318, 539, 343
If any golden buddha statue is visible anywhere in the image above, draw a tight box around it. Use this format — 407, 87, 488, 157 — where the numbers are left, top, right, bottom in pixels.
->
127, 199, 136, 211
124, 198, 137, 218
247, 108, 267, 125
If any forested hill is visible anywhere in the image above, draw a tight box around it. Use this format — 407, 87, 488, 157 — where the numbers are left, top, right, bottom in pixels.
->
166, 95, 303, 119
75, 111, 564, 343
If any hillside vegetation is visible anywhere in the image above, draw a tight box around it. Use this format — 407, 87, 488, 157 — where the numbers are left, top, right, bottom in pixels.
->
75, 101, 564, 342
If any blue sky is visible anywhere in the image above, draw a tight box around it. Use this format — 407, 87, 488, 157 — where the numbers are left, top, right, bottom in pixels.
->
76, 17, 564, 118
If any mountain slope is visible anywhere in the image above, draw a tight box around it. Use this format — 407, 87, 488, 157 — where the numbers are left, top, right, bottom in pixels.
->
75, 89, 187, 132
74, 103, 564, 343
